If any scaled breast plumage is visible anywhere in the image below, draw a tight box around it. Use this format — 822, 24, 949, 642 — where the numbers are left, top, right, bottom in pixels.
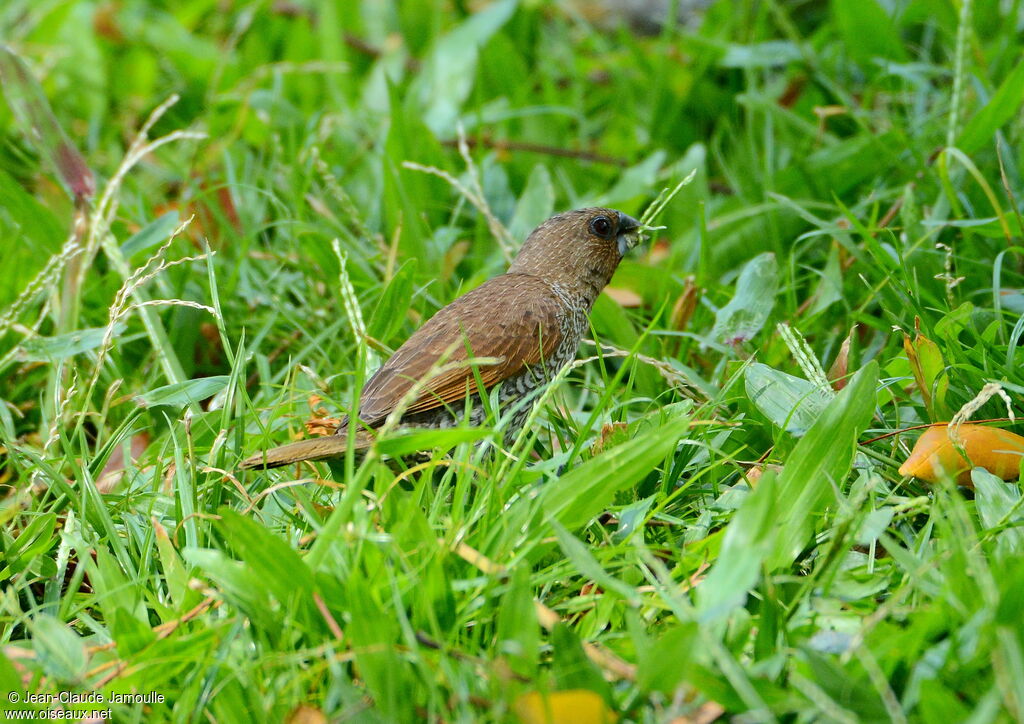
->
348, 273, 570, 430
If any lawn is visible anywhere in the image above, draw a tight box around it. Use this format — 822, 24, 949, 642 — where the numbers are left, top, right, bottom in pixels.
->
2, 0, 1024, 721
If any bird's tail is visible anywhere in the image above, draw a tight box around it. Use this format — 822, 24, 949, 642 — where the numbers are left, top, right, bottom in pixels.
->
239, 430, 374, 469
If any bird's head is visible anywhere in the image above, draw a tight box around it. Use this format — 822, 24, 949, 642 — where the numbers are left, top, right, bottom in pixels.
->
508, 207, 642, 302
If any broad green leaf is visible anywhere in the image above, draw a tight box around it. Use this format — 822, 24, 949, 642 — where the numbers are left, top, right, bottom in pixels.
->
0, 167, 64, 249
551, 520, 640, 604
916, 679, 973, 723
712, 252, 779, 344
110, 606, 157, 656
551, 624, 614, 703
183, 548, 281, 638
136, 376, 229, 408
0, 168, 66, 303
612, 496, 655, 544
0, 512, 55, 582
154, 518, 196, 611
769, 361, 878, 567
346, 581, 413, 721
934, 302, 974, 340
959, 57, 1024, 154
719, 41, 802, 68
216, 509, 315, 611
383, 77, 445, 266
637, 623, 700, 694
509, 164, 555, 243
779, 132, 899, 198
698, 362, 877, 619
590, 292, 641, 349
30, 614, 87, 682
855, 506, 895, 546
973, 468, 1024, 556
19, 325, 123, 363
0, 651, 25, 705
89, 547, 144, 621
120, 211, 180, 259
600, 151, 666, 208
832, 0, 907, 66
367, 258, 418, 344
744, 363, 832, 436
412, 0, 517, 132
374, 427, 491, 458
539, 406, 691, 530
697, 471, 781, 621
496, 566, 540, 678
903, 331, 949, 420
807, 244, 844, 316
0, 45, 94, 200
794, 648, 890, 720
995, 557, 1024, 632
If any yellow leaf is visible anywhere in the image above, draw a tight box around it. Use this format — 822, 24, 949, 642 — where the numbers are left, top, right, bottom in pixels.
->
898, 424, 1024, 486
286, 705, 327, 724
514, 690, 618, 724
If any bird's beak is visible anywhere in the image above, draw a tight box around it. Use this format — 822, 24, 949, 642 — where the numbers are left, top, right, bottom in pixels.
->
616, 212, 641, 257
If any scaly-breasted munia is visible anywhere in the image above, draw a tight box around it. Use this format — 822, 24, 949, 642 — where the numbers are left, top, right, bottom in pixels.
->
240, 207, 641, 469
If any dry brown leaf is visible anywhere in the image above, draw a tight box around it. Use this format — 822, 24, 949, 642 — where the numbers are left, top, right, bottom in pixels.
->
307, 394, 329, 416
827, 327, 854, 391
741, 463, 782, 487
670, 700, 726, 724
96, 432, 150, 493
590, 422, 628, 456
441, 239, 472, 281
898, 424, 1024, 486
604, 286, 643, 308
902, 319, 947, 418
514, 690, 618, 724
197, 322, 224, 367
648, 239, 672, 263
93, 3, 123, 42
304, 417, 341, 436
669, 276, 698, 333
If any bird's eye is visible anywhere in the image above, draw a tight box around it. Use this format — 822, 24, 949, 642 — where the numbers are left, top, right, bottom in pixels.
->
589, 215, 614, 239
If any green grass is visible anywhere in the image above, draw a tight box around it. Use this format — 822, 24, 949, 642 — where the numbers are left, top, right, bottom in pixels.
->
2, 0, 1024, 721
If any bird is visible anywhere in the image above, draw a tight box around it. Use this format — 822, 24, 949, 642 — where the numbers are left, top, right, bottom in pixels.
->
240, 207, 642, 469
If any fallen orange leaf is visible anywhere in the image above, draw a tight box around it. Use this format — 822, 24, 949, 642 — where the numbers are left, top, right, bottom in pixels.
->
514, 690, 618, 724
898, 424, 1024, 486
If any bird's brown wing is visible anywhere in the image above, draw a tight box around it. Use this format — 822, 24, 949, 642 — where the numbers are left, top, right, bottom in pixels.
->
354, 274, 565, 428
